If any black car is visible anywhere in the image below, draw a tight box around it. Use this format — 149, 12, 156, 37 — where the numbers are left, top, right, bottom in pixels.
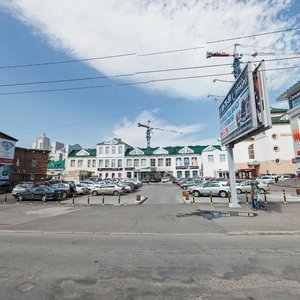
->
15, 186, 59, 201
50, 183, 76, 198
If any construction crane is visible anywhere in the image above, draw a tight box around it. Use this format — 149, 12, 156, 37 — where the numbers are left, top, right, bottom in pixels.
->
207, 43, 300, 79
137, 120, 183, 148
207, 43, 243, 79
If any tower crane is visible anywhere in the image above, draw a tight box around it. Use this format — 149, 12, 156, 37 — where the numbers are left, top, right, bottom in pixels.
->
137, 120, 183, 148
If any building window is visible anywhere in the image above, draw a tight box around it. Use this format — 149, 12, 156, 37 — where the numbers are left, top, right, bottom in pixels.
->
184, 157, 190, 167
177, 171, 182, 178
118, 159, 122, 168
275, 158, 281, 164
70, 160, 75, 167
16, 158, 20, 166
88, 160, 91, 168
127, 172, 132, 178
78, 160, 83, 167
208, 155, 214, 163
126, 159, 132, 167
105, 159, 110, 168
141, 159, 146, 167
166, 158, 171, 166
192, 170, 198, 177
112, 146, 116, 154
272, 133, 278, 140
191, 157, 198, 166
99, 147, 103, 154
92, 159, 96, 168
134, 159, 139, 168
176, 157, 182, 166
32, 159, 36, 167
273, 146, 280, 152
99, 160, 103, 168
111, 159, 116, 168
185, 171, 190, 178
158, 158, 163, 167
248, 144, 255, 159
150, 158, 156, 167
220, 154, 226, 162
118, 146, 123, 154
105, 146, 109, 154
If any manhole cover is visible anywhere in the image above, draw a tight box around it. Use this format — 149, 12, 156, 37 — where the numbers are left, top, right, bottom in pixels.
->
177, 210, 257, 220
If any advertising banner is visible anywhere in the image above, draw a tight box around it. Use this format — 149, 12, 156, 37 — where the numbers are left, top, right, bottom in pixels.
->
219, 61, 271, 146
0, 138, 16, 165
0, 164, 12, 180
219, 64, 257, 145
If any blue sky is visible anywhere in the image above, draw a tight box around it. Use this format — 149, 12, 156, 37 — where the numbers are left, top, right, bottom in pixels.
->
0, 0, 299, 149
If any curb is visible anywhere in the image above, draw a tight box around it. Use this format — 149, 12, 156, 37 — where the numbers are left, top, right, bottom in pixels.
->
228, 230, 300, 236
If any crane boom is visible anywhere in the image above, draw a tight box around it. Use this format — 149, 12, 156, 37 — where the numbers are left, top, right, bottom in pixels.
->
137, 120, 183, 147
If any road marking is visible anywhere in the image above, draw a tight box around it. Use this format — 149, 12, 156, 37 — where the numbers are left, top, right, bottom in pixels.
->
25, 207, 79, 217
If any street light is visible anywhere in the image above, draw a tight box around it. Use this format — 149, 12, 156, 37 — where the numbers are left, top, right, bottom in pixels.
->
213, 79, 234, 83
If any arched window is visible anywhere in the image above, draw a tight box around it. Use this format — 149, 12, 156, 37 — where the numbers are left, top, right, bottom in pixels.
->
248, 144, 255, 159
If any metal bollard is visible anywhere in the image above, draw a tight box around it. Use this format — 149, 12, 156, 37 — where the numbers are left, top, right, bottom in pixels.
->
228, 191, 231, 203
4, 193, 7, 204
31, 193, 34, 205
192, 194, 195, 204
72, 194, 75, 206
44, 194, 47, 205
210, 191, 213, 205
87, 194, 90, 206
102, 193, 105, 205
245, 191, 249, 204
283, 189, 287, 204
264, 191, 267, 204
118, 193, 121, 204
58, 193, 61, 205
17, 195, 20, 204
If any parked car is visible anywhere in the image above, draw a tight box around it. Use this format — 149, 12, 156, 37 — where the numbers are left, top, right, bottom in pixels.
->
75, 184, 90, 195
90, 184, 124, 196
141, 178, 149, 184
236, 180, 270, 194
12, 183, 34, 196
161, 177, 170, 183
181, 180, 203, 190
14, 186, 59, 201
256, 176, 275, 184
51, 183, 76, 198
191, 181, 230, 198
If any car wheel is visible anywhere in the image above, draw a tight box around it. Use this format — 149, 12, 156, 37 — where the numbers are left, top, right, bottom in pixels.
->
61, 192, 67, 199
92, 191, 98, 196
193, 191, 200, 197
113, 191, 119, 196
219, 191, 228, 198
236, 189, 242, 194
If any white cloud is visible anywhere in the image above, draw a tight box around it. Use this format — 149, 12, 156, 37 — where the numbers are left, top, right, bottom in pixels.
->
1, 0, 299, 99
109, 109, 210, 147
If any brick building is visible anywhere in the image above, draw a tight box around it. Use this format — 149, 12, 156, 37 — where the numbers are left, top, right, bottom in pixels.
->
12, 147, 49, 184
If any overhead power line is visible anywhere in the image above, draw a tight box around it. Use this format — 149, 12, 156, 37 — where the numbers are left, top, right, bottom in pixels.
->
0, 55, 299, 88
0, 26, 299, 70
0, 65, 299, 96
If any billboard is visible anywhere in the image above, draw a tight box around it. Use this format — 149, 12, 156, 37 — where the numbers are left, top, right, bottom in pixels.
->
0, 138, 16, 165
219, 61, 271, 146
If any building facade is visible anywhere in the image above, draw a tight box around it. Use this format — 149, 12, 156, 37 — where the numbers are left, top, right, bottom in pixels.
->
32, 134, 51, 151
277, 81, 300, 175
63, 148, 97, 182
12, 147, 49, 184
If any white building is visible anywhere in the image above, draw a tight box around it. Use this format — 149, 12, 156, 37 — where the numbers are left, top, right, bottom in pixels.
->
95, 138, 228, 180
32, 134, 51, 151
277, 81, 300, 175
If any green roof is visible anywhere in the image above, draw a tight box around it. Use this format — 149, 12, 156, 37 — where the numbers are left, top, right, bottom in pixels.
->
47, 160, 65, 169
271, 115, 290, 124
68, 148, 96, 157
270, 107, 288, 113
125, 145, 222, 156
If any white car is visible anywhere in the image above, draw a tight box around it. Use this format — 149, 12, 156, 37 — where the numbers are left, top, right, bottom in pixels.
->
161, 177, 170, 183
12, 183, 34, 196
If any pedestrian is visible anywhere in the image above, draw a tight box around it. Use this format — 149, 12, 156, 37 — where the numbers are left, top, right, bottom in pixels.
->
257, 191, 267, 211
250, 183, 260, 211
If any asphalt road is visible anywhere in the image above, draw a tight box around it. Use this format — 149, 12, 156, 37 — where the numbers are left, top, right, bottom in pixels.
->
0, 182, 299, 299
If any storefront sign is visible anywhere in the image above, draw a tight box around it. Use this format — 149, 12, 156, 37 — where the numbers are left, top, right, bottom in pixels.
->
0, 138, 16, 165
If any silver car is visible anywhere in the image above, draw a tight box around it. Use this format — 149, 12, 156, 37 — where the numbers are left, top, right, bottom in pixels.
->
90, 184, 124, 196
12, 183, 34, 196
191, 181, 230, 198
